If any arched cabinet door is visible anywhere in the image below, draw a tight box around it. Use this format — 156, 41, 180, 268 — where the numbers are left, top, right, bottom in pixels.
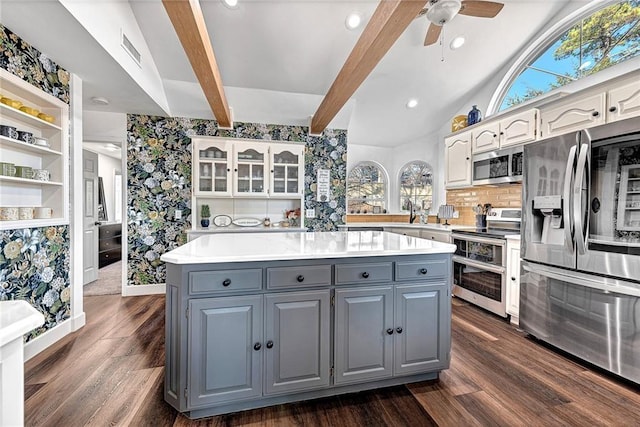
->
269, 144, 305, 198
444, 132, 472, 188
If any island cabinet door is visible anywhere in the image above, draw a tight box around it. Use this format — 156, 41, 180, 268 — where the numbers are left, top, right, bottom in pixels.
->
334, 286, 394, 385
263, 290, 331, 395
188, 295, 263, 408
393, 283, 448, 376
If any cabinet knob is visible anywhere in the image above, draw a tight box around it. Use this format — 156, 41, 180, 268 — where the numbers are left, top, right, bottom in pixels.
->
466, 157, 470, 160
386, 328, 394, 335
266, 340, 274, 349
222, 279, 231, 287
296, 275, 305, 283
493, 134, 497, 138
420, 268, 428, 275
253, 342, 262, 351
499, 131, 504, 136
511, 277, 516, 281
396, 327, 403, 334
234, 168, 238, 172
592, 111, 600, 117
361, 272, 370, 279
227, 168, 231, 172
609, 106, 618, 112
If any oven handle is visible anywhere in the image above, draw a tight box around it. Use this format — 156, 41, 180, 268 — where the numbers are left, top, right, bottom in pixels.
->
451, 234, 506, 247
453, 255, 505, 275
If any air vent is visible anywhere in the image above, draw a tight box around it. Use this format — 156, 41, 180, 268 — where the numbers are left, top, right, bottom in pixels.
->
121, 31, 141, 66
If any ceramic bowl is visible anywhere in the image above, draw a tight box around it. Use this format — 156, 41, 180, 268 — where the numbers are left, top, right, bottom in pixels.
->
0, 162, 16, 177
33, 137, 49, 147
0, 124, 18, 139
18, 207, 34, 220
17, 130, 34, 144
33, 169, 50, 181
1, 97, 23, 109
37, 113, 55, 123
0, 207, 19, 221
19, 106, 40, 117
34, 207, 53, 219
14, 166, 33, 179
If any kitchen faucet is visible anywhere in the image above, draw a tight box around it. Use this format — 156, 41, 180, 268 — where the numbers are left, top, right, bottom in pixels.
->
408, 200, 417, 224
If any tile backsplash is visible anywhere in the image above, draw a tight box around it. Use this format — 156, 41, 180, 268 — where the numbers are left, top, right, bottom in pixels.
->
446, 184, 522, 225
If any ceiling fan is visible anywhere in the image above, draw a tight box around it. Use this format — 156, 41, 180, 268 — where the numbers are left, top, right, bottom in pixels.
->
419, 0, 504, 46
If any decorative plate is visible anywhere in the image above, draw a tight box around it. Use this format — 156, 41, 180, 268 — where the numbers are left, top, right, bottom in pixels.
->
232, 217, 262, 227
212, 215, 232, 227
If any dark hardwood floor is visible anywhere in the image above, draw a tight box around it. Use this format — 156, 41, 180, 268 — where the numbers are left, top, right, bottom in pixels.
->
24, 295, 640, 426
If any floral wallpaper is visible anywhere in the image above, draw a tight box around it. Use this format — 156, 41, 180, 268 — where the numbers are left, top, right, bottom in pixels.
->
0, 24, 71, 341
0, 24, 71, 104
127, 115, 347, 286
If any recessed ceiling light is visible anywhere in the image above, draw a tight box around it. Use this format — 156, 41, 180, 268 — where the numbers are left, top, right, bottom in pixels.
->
345, 12, 362, 30
91, 96, 109, 106
222, 0, 238, 9
450, 36, 465, 50
406, 99, 419, 109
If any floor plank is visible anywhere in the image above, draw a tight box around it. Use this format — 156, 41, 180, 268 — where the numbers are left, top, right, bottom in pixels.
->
23, 294, 640, 426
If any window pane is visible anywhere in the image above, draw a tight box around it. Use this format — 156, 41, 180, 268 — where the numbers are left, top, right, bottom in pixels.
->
399, 161, 433, 213
347, 162, 387, 213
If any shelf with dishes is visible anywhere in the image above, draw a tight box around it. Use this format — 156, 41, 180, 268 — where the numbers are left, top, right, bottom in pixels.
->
0, 68, 69, 229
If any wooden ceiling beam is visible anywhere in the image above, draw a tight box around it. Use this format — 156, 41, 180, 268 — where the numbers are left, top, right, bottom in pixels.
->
310, 0, 427, 135
163, 0, 232, 128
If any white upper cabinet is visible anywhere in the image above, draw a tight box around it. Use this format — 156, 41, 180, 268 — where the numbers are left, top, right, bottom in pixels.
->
193, 139, 233, 196
471, 122, 500, 153
540, 92, 607, 139
499, 109, 538, 148
607, 79, 640, 123
233, 144, 269, 197
269, 143, 304, 198
444, 131, 472, 188
0, 68, 69, 230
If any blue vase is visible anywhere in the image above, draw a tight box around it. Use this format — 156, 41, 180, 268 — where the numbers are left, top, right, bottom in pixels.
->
201, 218, 210, 228
468, 105, 482, 125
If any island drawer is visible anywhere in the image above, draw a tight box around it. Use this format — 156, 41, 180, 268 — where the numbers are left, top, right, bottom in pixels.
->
267, 265, 332, 289
335, 262, 393, 285
395, 258, 448, 281
189, 269, 263, 294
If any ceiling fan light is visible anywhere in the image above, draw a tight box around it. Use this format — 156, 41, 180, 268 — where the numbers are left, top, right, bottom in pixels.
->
426, 0, 462, 25
221, 0, 239, 9
450, 36, 465, 50
345, 12, 362, 30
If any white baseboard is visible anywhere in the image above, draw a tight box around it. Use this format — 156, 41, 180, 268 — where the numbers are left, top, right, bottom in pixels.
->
122, 283, 166, 296
23, 310, 85, 361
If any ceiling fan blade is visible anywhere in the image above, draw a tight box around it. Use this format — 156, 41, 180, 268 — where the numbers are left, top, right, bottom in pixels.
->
424, 23, 442, 46
459, 1, 504, 18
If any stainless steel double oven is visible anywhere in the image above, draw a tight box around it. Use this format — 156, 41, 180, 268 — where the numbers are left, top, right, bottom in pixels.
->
452, 208, 521, 318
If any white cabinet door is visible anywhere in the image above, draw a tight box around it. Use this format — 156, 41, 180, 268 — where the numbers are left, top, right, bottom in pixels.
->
193, 139, 232, 196
233, 143, 269, 197
444, 132, 472, 188
506, 239, 521, 325
472, 122, 500, 154
500, 109, 538, 148
384, 227, 421, 238
607, 79, 640, 123
540, 92, 606, 138
269, 143, 304, 197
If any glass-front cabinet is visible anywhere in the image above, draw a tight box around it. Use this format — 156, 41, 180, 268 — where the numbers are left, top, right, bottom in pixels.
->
270, 144, 304, 197
234, 146, 268, 197
194, 140, 232, 196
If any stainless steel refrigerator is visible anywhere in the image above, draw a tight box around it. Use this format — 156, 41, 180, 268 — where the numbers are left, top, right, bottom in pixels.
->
521, 116, 640, 384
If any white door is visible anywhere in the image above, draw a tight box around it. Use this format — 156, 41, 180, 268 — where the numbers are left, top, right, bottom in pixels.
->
83, 150, 99, 284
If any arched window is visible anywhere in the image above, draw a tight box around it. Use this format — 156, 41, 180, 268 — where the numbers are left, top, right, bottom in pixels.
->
493, 1, 640, 112
399, 161, 433, 213
347, 162, 388, 214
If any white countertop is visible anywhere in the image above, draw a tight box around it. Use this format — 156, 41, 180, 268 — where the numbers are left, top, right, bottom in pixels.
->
0, 300, 44, 347
161, 231, 456, 264
339, 223, 474, 232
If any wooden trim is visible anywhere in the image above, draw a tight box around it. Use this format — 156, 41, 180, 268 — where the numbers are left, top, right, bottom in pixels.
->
310, 0, 428, 134
162, 0, 232, 127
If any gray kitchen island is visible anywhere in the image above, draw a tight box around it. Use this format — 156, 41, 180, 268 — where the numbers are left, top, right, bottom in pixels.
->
160, 230, 456, 419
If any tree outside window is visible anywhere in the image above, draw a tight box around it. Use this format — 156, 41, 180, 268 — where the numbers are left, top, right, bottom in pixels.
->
347, 162, 387, 214
399, 161, 433, 213
500, 0, 640, 110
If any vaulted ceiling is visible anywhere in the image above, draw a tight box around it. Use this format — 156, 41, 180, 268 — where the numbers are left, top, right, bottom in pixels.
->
0, 0, 587, 147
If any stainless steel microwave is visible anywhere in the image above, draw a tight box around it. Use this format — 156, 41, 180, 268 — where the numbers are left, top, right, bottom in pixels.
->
472, 146, 523, 185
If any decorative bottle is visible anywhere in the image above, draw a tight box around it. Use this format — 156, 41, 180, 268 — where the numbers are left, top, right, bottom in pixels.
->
467, 105, 482, 125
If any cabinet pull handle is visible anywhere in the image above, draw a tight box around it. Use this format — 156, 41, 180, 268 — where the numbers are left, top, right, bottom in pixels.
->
266, 340, 274, 349
420, 268, 428, 275
222, 279, 231, 287
396, 327, 403, 334
253, 342, 262, 351
592, 111, 600, 117
609, 106, 617, 112
493, 133, 497, 138
361, 272, 369, 278
296, 275, 304, 282
386, 328, 394, 335
511, 277, 516, 281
